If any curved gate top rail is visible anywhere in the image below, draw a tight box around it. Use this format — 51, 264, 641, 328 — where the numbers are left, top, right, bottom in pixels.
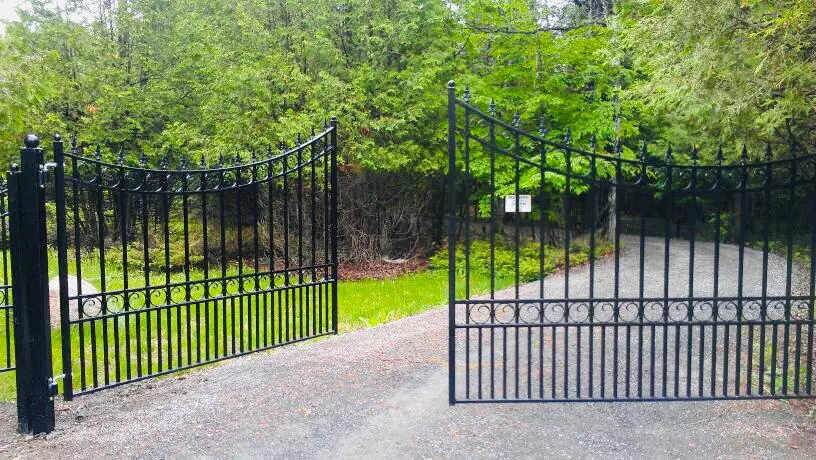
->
447, 81, 816, 404
53, 120, 339, 398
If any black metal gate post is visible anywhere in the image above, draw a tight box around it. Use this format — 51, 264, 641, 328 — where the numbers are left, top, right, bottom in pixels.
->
8, 135, 55, 434
447, 81, 457, 405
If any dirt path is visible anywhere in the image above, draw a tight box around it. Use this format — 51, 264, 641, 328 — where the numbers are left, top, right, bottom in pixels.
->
0, 237, 814, 458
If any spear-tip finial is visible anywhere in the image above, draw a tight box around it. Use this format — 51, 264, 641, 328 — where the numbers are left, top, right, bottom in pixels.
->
614, 139, 622, 156
117, 148, 126, 165
488, 99, 496, 117
590, 134, 597, 151
639, 141, 648, 162
512, 112, 520, 128
664, 144, 673, 163
463, 85, 471, 103
94, 145, 102, 160
716, 145, 724, 165
740, 145, 748, 165
139, 149, 148, 166
199, 154, 206, 169
539, 115, 547, 136
564, 128, 571, 145
691, 146, 699, 165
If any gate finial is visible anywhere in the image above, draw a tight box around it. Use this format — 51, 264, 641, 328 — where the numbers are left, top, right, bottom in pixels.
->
23, 134, 39, 148
740, 145, 748, 165
488, 99, 496, 117
539, 116, 547, 136
765, 142, 772, 161
716, 145, 724, 166
511, 112, 520, 128
463, 85, 471, 103
639, 141, 647, 162
564, 128, 571, 145
590, 134, 597, 152
691, 146, 698, 165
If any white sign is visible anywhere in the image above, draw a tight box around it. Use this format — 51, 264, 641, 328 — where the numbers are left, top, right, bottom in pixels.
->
505, 195, 532, 213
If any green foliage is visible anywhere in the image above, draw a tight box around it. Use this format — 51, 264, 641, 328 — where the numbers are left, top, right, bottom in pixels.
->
429, 237, 611, 283
618, 0, 816, 157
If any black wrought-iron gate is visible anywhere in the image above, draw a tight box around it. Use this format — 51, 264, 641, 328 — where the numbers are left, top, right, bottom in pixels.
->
447, 82, 816, 403
6, 121, 339, 432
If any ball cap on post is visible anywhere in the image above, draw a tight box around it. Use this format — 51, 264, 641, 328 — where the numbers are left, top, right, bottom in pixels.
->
23, 134, 40, 149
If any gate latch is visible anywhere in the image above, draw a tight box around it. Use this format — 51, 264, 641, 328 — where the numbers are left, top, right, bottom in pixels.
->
48, 374, 65, 397
39, 162, 58, 188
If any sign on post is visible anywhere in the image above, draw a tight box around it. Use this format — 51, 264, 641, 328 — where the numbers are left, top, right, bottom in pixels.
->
504, 195, 532, 213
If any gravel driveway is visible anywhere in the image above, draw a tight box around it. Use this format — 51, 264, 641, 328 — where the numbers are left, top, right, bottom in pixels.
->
0, 237, 814, 458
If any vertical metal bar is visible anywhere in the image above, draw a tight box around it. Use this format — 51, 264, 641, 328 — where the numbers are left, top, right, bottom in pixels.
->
271, 150, 280, 342
711, 147, 723, 396
182, 161, 193, 366
588, 136, 597, 398
201, 162, 210, 362
161, 163, 172, 369
489, 100, 496, 399
538, 118, 547, 400
54, 135, 73, 400
141, 161, 152, 375
690, 148, 700, 397
219, 160, 227, 357
297, 141, 304, 340
782, 151, 796, 395
310, 133, 317, 339
807, 176, 816, 394
513, 119, 521, 400
563, 130, 571, 399
447, 82, 457, 404
638, 143, 647, 398
464, 93, 472, 400
662, 147, 672, 398
330, 117, 339, 334
612, 141, 623, 398
736, 146, 748, 396
118, 156, 131, 381
251, 158, 260, 349
95, 151, 109, 387
760, 145, 773, 395
613, 140, 627, 398
235, 155, 244, 352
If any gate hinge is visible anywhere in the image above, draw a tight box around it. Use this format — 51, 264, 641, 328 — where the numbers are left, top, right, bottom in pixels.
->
39, 162, 58, 188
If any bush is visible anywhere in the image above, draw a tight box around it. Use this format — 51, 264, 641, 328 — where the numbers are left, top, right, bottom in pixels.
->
429, 237, 611, 283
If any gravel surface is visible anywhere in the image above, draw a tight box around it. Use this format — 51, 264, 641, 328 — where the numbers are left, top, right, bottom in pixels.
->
0, 236, 813, 459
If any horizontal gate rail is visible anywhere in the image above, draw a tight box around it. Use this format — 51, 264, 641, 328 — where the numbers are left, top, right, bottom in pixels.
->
447, 82, 816, 403
56, 121, 339, 398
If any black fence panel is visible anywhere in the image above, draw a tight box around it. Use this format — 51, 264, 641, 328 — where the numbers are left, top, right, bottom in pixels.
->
55, 123, 339, 398
447, 82, 816, 403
